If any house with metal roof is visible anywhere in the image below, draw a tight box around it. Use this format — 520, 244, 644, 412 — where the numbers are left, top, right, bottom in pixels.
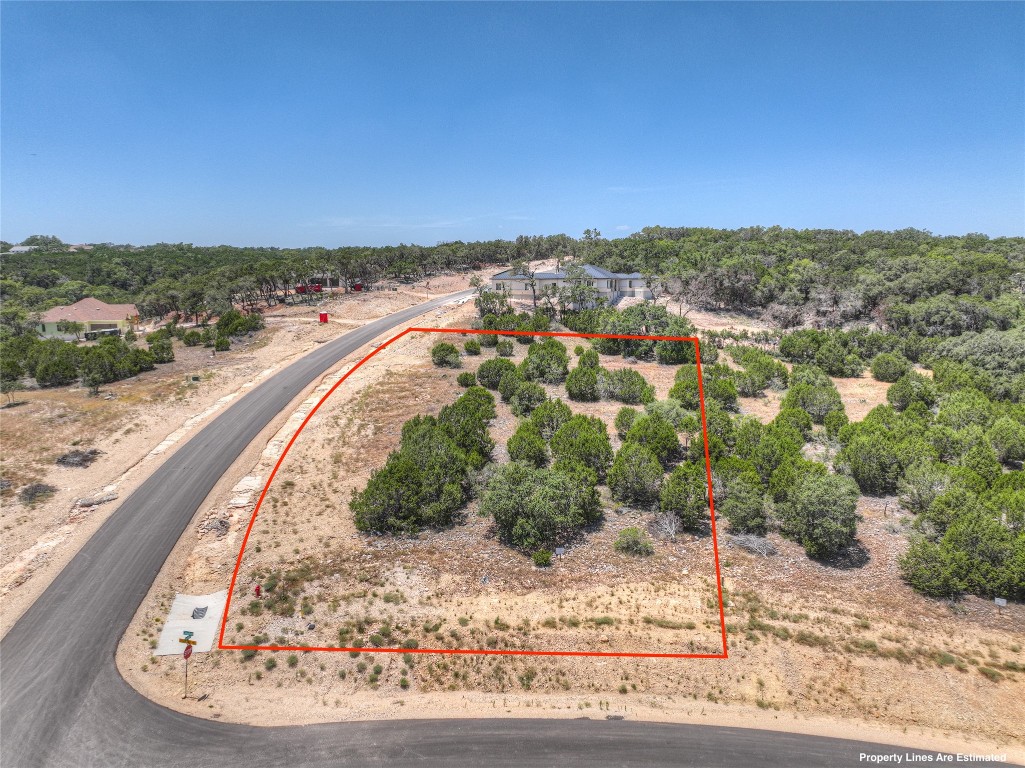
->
38, 298, 139, 337
489, 263, 651, 305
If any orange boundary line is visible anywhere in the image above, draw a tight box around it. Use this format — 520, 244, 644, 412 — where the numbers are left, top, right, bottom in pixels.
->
217, 328, 728, 660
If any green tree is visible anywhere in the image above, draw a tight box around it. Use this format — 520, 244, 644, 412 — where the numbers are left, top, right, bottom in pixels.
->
669, 365, 702, 410
644, 398, 692, 431
823, 409, 849, 438
774, 407, 813, 441
477, 358, 517, 390
508, 420, 548, 467
0, 354, 25, 404
719, 471, 766, 534
837, 428, 902, 495
530, 398, 572, 440
653, 317, 698, 365
781, 383, 843, 424
608, 443, 664, 506
623, 413, 680, 468
481, 461, 600, 552
149, 337, 175, 363
437, 386, 495, 469
899, 535, 964, 599
779, 329, 825, 364
56, 320, 85, 340
519, 338, 569, 384
942, 511, 1017, 598
32, 340, 80, 386
498, 369, 524, 403
986, 417, 1025, 464
565, 365, 599, 402
918, 486, 985, 538
751, 422, 804, 484
961, 442, 1002, 487
706, 376, 739, 411
897, 460, 952, 516
614, 407, 640, 439
352, 419, 469, 534
430, 342, 461, 368
510, 381, 548, 417
578, 348, 600, 369
598, 367, 655, 404
550, 414, 613, 481
768, 457, 827, 503
779, 473, 860, 559
870, 353, 910, 383
659, 461, 708, 530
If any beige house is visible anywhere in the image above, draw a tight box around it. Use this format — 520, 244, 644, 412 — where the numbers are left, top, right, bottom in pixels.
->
489, 264, 651, 305
39, 298, 139, 338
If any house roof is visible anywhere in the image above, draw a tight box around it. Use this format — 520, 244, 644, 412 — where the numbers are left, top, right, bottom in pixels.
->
491, 264, 638, 281
40, 297, 139, 324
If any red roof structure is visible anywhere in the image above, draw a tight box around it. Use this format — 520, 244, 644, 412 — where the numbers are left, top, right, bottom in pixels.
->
40, 297, 139, 324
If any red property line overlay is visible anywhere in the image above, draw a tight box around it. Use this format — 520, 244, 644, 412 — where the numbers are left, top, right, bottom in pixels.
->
218, 327, 728, 659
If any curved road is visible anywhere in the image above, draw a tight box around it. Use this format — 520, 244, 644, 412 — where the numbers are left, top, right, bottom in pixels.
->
1, 292, 1011, 768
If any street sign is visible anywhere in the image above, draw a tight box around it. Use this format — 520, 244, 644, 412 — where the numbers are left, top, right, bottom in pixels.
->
179, 638, 196, 646
183, 644, 193, 660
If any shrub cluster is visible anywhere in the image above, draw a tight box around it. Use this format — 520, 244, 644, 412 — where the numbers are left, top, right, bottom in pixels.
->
0, 333, 171, 391
431, 342, 461, 368
351, 387, 495, 534
480, 460, 601, 554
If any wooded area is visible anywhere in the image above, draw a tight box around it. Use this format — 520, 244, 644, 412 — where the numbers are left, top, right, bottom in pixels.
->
2, 227, 1023, 600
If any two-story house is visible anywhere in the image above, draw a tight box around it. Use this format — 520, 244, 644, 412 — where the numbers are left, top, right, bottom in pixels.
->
489, 264, 651, 305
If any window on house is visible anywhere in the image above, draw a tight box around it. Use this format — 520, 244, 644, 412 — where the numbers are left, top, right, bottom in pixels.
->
628, 280, 633, 288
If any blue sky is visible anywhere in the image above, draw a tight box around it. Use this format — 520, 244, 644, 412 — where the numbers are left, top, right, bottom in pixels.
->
2, 2, 1023, 246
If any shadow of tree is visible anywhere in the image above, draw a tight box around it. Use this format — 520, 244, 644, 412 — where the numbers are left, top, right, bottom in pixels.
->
816, 540, 870, 570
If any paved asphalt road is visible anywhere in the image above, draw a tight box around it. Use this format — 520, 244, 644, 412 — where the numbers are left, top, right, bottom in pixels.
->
1, 292, 1015, 768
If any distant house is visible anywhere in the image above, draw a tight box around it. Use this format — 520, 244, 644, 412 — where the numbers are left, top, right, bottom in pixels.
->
489, 263, 651, 305
39, 298, 139, 337
8, 245, 37, 254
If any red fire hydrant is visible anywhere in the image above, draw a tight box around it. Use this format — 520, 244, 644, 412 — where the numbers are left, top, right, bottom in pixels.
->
255, 584, 262, 598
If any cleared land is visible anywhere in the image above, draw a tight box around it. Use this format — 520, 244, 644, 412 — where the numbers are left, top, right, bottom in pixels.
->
0, 273, 480, 636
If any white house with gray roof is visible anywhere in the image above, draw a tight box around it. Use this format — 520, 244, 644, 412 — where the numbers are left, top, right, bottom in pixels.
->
489, 264, 651, 305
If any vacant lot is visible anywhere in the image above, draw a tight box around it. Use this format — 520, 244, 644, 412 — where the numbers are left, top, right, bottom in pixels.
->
119, 309, 1024, 756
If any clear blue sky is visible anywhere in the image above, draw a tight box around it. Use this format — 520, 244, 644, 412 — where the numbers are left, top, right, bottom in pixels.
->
2, 1, 1023, 247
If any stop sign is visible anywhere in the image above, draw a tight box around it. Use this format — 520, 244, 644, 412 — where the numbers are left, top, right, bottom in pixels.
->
183, 645, 193, 660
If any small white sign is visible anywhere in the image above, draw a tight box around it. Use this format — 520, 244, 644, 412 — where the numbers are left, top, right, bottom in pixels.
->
155, 590, 227, 655
995, 598, 1008, 608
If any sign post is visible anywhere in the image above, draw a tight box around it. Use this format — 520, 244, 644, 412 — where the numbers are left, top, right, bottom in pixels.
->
180, 632, 197, 698
995, 597, 1007, 615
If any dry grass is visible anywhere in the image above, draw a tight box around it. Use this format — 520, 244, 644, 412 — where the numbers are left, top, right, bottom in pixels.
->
120, 314, 1025, 750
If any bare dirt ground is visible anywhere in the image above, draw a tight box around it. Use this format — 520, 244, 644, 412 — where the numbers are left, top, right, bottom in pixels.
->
0, 272, 484, 637
118, 310, 1024, 758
